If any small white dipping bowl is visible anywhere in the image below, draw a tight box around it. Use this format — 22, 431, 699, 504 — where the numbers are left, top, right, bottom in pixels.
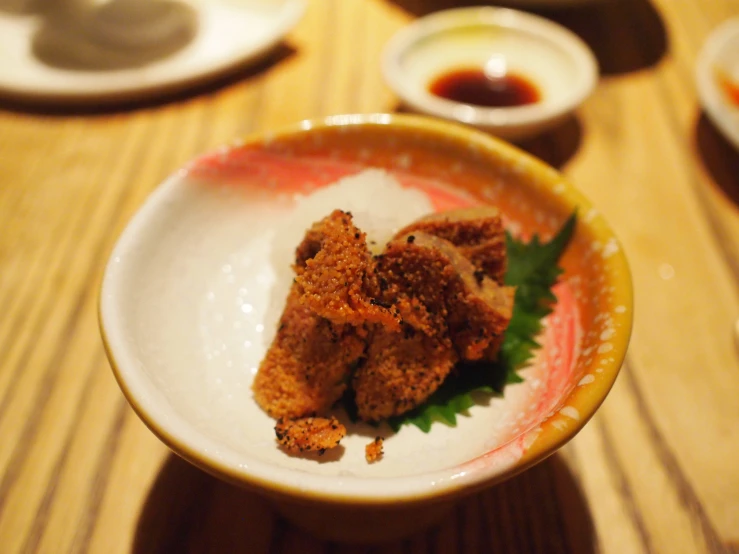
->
382, 7, 598, 141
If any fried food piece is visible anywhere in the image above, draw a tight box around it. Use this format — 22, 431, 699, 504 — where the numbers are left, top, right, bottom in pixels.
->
275, 416, 346, 455
294, 210, 400, 329
252, 285, 366, 419
395, 207, 507, 284
353, 326, 458, 422
355, 232, 513, 421
365, 437, 384, 463
381, 232, 514, 361
374, 235, 459, 338
436, 242, 514, 361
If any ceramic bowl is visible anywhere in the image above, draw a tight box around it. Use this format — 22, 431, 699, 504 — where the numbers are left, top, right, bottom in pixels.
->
501, 0, 606, 6
382, 7, 598, 141
99, 114, 632, 542
696, 17, 739, 151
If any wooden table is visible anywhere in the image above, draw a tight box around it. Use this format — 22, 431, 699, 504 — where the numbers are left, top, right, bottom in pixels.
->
2, 0, 739, 552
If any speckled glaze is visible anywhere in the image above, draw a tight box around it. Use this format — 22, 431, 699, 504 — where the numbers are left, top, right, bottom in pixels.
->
100, 114, 632, 542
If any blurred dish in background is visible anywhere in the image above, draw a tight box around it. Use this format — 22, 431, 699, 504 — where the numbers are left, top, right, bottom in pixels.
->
497, 0, 607, 6
382, 7, 598, 141
696, 17, 739, 151
32, 0, 200, 71
0, 0, 305, 106
715, 69, 739, 107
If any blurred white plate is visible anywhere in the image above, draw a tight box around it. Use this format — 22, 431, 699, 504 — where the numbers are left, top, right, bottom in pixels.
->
696, 17, 739, 151
0, 0, 304, 106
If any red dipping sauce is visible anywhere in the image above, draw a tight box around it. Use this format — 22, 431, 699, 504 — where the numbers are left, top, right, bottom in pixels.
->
429, 68, 541, 108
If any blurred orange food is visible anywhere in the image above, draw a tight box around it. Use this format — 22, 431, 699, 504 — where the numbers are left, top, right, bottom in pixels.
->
716, 67, 739, 106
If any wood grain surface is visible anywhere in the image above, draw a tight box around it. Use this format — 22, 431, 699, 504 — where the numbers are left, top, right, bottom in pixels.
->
1, 0, 739, 552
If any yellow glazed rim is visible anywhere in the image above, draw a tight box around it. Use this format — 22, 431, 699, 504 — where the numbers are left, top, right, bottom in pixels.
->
100, 113, 632, 507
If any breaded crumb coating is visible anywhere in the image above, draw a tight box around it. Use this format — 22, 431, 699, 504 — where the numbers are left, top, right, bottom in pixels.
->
353, 327, 458, 422
447, 282, 513, 360
295, 210, 400, 330
354, 231, 514, 420
252, 285, 366, 419
395, 207, 507, 285
374, 234, 458, 337
365, 436, 384, 463
387, 232, 513, 361
440, 247, 514, 361
275, 416, 346, 455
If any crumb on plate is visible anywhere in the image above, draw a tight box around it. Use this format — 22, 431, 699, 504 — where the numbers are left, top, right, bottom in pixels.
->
365, 436, 384, 463
275, 416, 346, 455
